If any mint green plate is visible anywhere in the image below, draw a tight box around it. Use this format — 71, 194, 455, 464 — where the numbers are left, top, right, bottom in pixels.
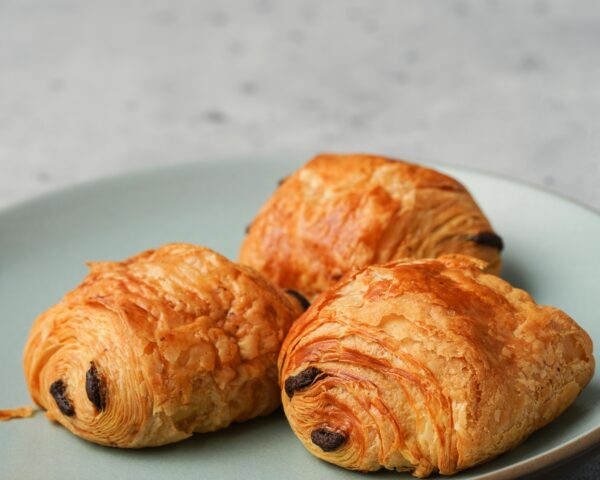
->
1, 157, 599, 480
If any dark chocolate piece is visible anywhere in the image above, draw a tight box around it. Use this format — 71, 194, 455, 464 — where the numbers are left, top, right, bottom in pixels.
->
467, 231, 504, 251
284, 367, 323, 398
49, 380, 75, 417
285, 289, 311, 312
278, 176, 288, 186
245, 224, 251, 235
311, 427, 347, 452
86, 362, 106, 412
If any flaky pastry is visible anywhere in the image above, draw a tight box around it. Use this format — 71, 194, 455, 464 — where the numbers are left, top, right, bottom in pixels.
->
279, 255, 594, 477
24, 243, 304, 447
240, 154, 503, 299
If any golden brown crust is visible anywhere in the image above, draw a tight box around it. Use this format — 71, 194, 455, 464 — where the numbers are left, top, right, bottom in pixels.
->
278, 255, 594, 477
240, 154, 502, 299
23, 243, 302, 447
0, 406, 33, 421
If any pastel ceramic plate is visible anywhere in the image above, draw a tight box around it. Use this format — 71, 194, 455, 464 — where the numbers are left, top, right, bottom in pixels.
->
1, 157, 599, 480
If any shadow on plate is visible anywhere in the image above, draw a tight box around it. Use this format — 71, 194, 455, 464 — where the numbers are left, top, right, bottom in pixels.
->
500, 255, 534, 295
82, 408, 292, 459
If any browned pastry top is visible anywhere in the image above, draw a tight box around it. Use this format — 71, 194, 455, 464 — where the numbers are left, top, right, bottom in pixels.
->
240, 154, 502, 299
279, 255, 594, 477
24, 243, 302, 447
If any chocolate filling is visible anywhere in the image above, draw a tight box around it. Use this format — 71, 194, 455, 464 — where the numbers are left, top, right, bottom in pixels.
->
311, 427, 347, 452
285, 289, 311, 312
467, 231, 504, 251
86, 362, 106, 412
49, 380, 75, 417
284, 367, 323, 398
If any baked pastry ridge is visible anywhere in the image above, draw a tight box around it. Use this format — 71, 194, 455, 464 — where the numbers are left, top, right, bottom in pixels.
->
240, 153, 503, 300
24, 243, 303, 447
279, 255, 594, 477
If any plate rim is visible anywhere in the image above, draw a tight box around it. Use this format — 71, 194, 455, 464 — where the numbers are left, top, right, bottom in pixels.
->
1, 154, 599, 480
1, 154, 598, 219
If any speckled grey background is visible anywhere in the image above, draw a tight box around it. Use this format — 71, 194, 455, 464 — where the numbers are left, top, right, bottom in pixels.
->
1, 0, 599, 478
1, 0, 599, 211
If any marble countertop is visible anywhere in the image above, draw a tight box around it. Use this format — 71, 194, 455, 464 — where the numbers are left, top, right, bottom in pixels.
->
1, 0, 599, 212
1, 1, 599, 478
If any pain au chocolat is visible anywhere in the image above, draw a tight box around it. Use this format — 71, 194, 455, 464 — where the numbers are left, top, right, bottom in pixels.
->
279, 255, 594, 477
24, 243, 305, 447
240, 154, 503, 300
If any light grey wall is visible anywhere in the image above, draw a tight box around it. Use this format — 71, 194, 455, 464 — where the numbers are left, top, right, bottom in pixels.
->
1, 0, 599, 210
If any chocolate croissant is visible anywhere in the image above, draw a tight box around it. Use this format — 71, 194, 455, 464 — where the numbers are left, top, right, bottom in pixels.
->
240, 154, 503, 299
279, 255, 594, 477
24, 243, 304, 447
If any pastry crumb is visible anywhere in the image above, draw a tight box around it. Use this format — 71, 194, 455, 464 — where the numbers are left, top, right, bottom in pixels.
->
0, 406, 34, 421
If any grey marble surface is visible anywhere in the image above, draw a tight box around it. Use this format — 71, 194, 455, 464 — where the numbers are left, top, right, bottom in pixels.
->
1, 0, 599, 211
1, 0, 599, 478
